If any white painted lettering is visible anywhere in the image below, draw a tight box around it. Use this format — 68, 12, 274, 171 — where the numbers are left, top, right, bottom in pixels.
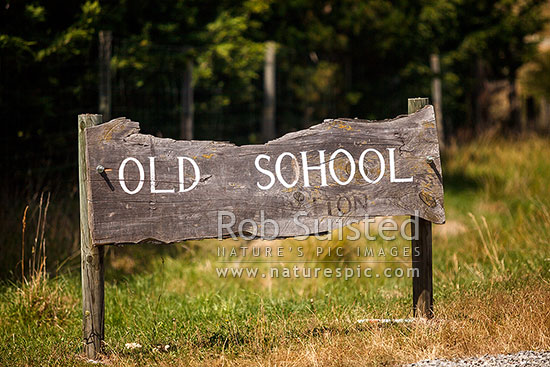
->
149, 157, 175, 194
301, 150, 328, 187
358, 148, 385, 184
119, 157, 145, 195
255, 154, 276, 190
275, 152, 299, 188
388, 148, 413, 182
178, 157, 200, 192
329, 148, 356, 185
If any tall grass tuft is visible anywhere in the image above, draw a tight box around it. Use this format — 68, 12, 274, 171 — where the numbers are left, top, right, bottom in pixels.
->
468, 213, 506, 274
21, 192, 50, 283
11, 192, 74, 325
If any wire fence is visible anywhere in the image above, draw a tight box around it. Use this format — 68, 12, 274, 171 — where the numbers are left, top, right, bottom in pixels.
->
1, 34, 375, 191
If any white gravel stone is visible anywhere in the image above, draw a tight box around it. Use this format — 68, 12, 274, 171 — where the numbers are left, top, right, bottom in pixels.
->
406, 351, 550, 367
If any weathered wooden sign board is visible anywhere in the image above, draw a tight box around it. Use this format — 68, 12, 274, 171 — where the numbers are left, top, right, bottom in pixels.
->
84, 105, 444, 245
79, 98, 444, 360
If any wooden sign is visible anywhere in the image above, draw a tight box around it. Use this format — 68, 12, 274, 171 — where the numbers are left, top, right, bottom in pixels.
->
79, 99, 443, 359
84, 105, 444, 245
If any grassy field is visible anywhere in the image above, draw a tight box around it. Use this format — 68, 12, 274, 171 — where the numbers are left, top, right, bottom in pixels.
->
1, 135, 549, 366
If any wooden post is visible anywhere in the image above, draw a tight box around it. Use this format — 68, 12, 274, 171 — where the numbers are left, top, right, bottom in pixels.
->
180, 59, 194, 140
262, 41, 276, 142
408, 97, 430, 116
98, 31, 112, 121
79, 114, 105, 359
430, 54, 445, 150
539, 97, 550, 133
408, 98, 434, 319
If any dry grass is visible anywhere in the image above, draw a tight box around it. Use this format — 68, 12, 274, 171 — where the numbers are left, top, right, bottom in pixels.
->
216, 285, 548, 367
97, 285, 550, 367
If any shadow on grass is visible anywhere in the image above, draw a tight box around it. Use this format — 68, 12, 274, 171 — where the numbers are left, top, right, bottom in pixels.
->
442, 169, 480, 194
104, 242, 193, 280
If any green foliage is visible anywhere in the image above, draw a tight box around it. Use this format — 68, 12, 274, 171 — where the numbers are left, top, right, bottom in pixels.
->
1, 0, 547, 147
519, 51, 550, 99
36, 1, 100, 61
195, 11, 265, 107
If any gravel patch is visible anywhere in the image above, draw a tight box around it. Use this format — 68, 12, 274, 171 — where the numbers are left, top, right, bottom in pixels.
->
406, 351, 550, 366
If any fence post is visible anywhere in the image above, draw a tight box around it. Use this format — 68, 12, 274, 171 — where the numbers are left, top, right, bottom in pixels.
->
430, 54, 445, 150
180, 59, 194, 140
408, 98, 434, 319
79, 114, 105, 359
98, 31, 112, 121
262, 41, 276, 142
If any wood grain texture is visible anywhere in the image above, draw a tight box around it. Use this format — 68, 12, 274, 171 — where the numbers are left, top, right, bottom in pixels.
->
85, 105, 445, 245
79, 114, 105, 359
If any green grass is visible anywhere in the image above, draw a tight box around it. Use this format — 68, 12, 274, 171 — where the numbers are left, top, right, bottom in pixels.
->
1, 135, 549, 366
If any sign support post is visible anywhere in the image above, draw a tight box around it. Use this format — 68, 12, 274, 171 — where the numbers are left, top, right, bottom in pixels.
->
408, 98, 434, 318
79, 114, 105, 359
